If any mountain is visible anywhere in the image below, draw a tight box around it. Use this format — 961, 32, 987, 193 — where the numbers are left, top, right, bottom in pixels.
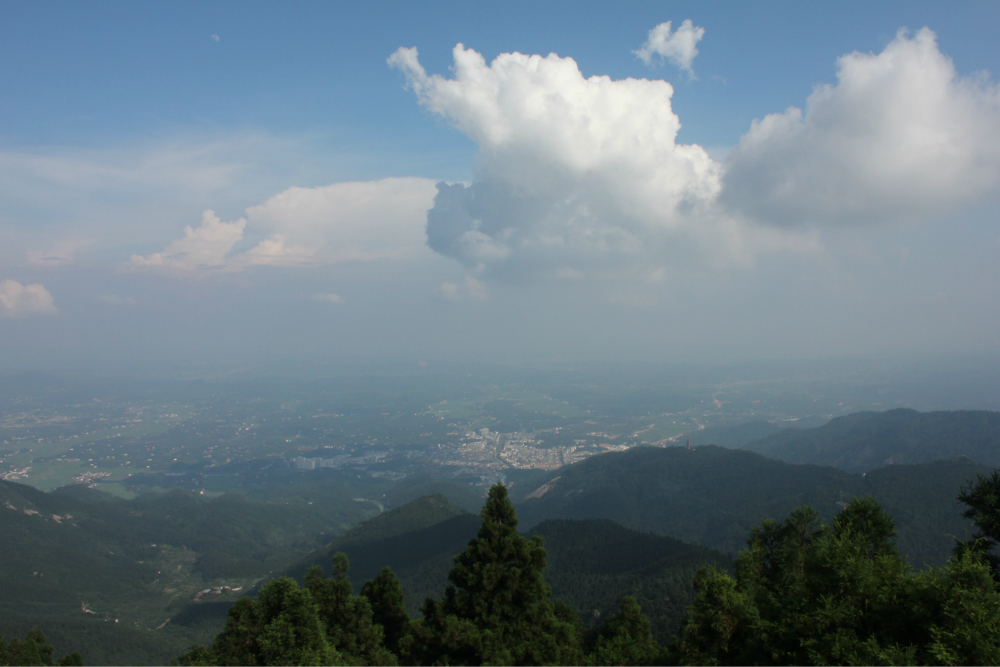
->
285, 495, 730, 641
514, 445, 990, 567
515, 445, 854, 557
284, 494, 480, 615
680, 416, 829, 449
0, 480, 379, 665
529, 519, 729, 642
743, 408, 1000, 472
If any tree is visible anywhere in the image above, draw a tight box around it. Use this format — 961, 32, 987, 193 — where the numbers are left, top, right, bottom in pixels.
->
361, 566, 412, 657
179, 576, 339, 666
412, 483, 583, 665
0, 628, 83, 667
0, 628, 83, 665
955, 470, 1000, 578
305, 554, 396, 666
585, 596, 662, 666
673, 497, 1000, 665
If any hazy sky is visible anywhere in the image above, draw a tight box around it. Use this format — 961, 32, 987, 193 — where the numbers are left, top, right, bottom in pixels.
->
2, 1, 999, 371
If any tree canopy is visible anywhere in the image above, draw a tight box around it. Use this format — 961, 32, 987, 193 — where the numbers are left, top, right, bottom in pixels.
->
0, 628, 82, 667
408, 483, 584, 665
673, 497, 1000, 665
176, 480, 1000, 666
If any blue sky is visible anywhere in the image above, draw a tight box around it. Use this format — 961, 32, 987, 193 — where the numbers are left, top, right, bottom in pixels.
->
2, 1, 999, 371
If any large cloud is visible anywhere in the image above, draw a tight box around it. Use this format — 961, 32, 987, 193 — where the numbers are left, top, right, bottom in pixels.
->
723, 28, 1000, 226
0, 280, 57, 318
389, 44, 728, 278
126, 177, 437, 274
390, 28, 1000, 281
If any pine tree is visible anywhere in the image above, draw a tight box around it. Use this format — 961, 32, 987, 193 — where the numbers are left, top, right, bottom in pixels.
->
673, 496, 1000, 665
955, 470, 1000, 578
181, 576, 339, 666
586, 596, 663, 666
414, 483, 583, 665
305, 554, 397, 666
0, 628, 82, 667
361, 566, 412, 657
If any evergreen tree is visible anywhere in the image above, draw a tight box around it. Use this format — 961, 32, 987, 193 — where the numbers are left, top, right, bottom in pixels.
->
361, 566, 412, 657
305, 554, 397, 666
673, 497, 1000, 665
955, 470, 1000, 578
413, 483, 583, 665
0, 628, 83, 667
585, 596, 662, 666
179, 576, 340, 666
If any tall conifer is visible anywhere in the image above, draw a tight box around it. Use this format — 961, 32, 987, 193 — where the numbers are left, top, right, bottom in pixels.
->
415, 483, 583, 665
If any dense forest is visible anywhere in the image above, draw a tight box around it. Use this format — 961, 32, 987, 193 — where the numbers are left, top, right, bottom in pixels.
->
515, 445, 989, 566
174, 478, 1000, 666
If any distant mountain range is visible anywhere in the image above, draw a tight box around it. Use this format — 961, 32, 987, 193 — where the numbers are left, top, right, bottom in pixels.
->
2, 407, 997, 664
681, 415, 829, 450
514, 444, 989, 567
740, 408, 1000, 472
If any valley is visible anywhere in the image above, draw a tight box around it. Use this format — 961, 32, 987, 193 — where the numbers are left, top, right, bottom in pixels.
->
1, 363, 999, 664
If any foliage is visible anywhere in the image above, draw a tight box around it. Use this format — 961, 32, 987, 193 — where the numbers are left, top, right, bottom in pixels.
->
954, 469, 1000, 578
361, 568, 411, 657
409, 484, 584, 666
305, 555, 396, 665
0, 628, 83, 666
530, 519, 728, 642
584, 596, 662, 666
673, 497, 1000, 665
177, 577, 339, 666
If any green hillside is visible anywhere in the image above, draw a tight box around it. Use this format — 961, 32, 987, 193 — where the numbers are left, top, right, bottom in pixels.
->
515, 445, 990, 567
516, 446, 855, 556
528, 519, 729, 642
284, 495, 730, 641
284, 495, 480, 614
0, 479, 380, 665
743, 408, 1000, 472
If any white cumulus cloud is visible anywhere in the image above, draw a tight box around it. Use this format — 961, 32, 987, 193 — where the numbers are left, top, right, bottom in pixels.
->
125, 177, 437, 274
634, 20, 705, 76
0, 280, 57, 318
389, 29, 1000, 283
722, 28, 1000, 226
389, 43, 737, 278
127, 209, 246, 272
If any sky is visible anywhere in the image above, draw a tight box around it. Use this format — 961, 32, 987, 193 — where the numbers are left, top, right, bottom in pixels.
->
1, 1, 999, 372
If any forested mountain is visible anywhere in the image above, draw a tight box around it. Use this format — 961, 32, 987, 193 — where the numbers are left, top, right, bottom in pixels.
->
284, 494, 482, 613
515, 445, 990, 566
182, 482, 1000, 666
530, 519, 728, 642
284, 497, 730, 641
680, 415, 828, 449
0, 480, 379, 665
4, 407, 999, 664
743, 408, 1000, 471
